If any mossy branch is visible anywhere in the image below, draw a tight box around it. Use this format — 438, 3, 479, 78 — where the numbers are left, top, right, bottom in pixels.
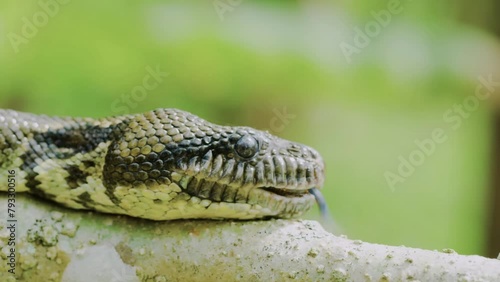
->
1, 194, 499, 282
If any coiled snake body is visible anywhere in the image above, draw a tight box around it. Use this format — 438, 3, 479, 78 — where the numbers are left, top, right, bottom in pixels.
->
0, 109, 325, 220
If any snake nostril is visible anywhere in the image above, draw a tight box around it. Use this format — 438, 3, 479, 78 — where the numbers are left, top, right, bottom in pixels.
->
308, 148, 322, 160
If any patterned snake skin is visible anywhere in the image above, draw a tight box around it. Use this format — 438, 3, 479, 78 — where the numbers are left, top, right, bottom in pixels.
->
0, 108, 326, 220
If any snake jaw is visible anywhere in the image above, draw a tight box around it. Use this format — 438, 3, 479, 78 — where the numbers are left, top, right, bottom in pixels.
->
171, 147, 325, 218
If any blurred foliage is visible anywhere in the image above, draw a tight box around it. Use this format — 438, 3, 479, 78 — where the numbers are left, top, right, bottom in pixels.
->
0, 0, 499, 255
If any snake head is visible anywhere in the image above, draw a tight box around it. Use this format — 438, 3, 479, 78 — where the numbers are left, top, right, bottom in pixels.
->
104, 108, 325, 220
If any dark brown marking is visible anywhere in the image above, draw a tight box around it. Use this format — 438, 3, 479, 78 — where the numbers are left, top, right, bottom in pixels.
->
64, 165, 89, 189
77, 192, 93, 208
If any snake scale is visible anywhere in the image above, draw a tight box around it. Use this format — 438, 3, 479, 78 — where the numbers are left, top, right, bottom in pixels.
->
0, 108, 326, 220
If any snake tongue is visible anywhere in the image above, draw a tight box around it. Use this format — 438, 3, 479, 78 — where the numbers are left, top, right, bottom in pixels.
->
308, 188, 330, 219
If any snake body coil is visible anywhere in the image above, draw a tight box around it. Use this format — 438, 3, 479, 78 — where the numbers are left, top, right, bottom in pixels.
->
0, 109, 325, 220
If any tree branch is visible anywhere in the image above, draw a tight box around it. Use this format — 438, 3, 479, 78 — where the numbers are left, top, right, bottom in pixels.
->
1, 194, 499, 281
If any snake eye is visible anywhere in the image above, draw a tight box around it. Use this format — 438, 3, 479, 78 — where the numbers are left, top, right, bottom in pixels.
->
234, 135, 259, 158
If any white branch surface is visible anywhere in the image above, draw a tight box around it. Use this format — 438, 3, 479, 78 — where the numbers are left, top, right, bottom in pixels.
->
0, 194, 499, 282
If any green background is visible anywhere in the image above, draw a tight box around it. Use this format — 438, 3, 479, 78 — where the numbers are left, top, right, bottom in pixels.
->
1, 0, 499, 256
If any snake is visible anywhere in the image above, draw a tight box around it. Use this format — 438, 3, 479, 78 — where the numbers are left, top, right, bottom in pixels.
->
0, 108, 326, 220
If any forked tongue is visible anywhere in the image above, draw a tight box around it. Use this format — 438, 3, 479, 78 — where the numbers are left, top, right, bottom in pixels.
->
308, 188, 341, 233
308, 188, 330, 219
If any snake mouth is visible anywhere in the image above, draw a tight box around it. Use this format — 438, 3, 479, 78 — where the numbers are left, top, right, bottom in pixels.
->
260, 187, 311, 198
260, 186, 328, 218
